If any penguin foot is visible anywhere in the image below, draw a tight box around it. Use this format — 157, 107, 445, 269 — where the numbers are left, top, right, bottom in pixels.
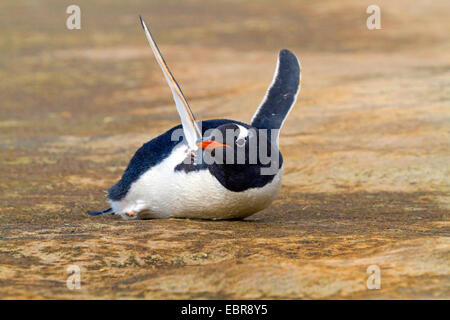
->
121, 209, 153, 220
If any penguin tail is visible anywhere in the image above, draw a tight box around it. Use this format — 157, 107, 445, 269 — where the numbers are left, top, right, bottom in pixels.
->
87, 207, 113, 216
250, 49, 301, 145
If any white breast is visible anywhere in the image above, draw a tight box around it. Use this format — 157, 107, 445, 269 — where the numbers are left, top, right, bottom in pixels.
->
109, 143, 282, 220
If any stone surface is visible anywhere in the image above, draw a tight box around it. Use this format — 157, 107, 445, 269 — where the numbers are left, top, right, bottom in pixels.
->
0, 0, 449, 299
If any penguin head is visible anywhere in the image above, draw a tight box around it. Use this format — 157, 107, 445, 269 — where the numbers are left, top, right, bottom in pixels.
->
197, 123, 282, 191
200, 124, 253, 163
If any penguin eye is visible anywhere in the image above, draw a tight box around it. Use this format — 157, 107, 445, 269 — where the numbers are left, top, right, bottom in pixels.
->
236, 138, 245, 147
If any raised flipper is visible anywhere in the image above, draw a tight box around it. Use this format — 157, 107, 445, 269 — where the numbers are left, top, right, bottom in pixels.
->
139, 15, 202, 151
250, 49, 301, 145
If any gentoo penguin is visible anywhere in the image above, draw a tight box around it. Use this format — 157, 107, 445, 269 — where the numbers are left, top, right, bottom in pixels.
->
87, 16, 301, 220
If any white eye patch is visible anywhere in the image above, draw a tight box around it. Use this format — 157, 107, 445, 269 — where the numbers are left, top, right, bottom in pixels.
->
236, 124, 249, 140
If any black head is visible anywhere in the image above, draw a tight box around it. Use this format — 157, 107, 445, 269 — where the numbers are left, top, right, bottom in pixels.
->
198, 123, 283, 192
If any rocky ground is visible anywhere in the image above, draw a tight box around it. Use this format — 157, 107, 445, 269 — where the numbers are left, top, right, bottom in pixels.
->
0, 0, 449, 299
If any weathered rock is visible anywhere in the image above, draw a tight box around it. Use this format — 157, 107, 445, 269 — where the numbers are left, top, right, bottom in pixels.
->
0, 0, 448, 299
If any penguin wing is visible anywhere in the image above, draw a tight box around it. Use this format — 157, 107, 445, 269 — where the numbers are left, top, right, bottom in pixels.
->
250, 49, 301, 144
139, 16, 202, 151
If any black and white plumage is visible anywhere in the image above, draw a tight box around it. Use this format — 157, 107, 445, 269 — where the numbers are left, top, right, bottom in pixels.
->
88, 16, 301, 220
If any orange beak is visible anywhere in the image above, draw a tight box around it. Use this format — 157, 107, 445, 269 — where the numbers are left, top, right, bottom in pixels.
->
198, 140, 228, 150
